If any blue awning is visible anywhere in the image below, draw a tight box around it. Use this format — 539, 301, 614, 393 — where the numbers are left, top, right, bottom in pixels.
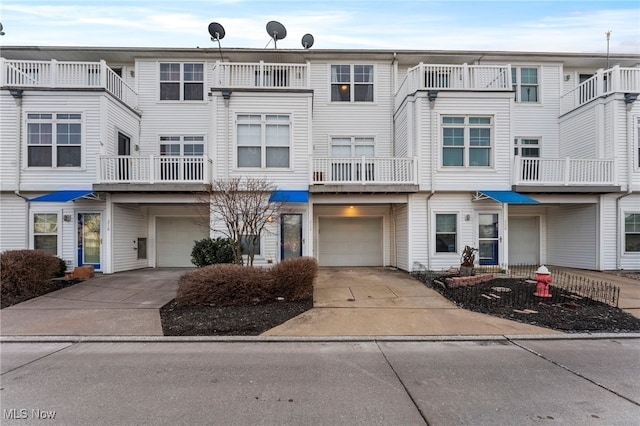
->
29, 190, 94, 202
269, 190, 309, 203
476, 190, 538, 204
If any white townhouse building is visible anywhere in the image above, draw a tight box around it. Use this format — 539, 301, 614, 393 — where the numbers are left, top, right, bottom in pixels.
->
1, 46, 639, 273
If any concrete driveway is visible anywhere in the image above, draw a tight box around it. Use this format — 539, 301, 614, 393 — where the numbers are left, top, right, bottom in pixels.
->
263, 267, 559, 336
0, 268, 184, 336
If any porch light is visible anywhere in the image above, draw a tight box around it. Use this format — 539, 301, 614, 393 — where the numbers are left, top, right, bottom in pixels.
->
427, 90, 438, 102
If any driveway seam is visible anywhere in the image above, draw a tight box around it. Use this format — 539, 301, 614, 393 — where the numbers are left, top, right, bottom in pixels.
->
507, 338, 640, 407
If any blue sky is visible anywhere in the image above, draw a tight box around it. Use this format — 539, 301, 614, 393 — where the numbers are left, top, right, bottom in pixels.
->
1, 0, 638, 53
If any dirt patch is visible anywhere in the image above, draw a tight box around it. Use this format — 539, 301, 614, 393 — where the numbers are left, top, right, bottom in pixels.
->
160, 298, 313, 336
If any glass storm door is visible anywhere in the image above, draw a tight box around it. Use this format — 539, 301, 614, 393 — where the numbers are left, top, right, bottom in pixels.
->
281, 214, 303, 260
78, 213, 101, 270
478, 213, 499, 265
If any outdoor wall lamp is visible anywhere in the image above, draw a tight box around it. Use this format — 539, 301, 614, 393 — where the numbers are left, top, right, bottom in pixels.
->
427, 90, 438, 102
9, 88, 23, 98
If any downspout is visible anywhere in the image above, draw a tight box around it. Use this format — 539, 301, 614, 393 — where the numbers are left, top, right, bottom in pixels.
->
11, 90, 29, 247
615, 96, 636, 269
426, 94, 437, 270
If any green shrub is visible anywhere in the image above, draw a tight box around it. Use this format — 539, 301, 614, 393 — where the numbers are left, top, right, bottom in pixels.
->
270, 257, 318, 301
54, 257, 68, 278
191, 237, 235, 267
0, 249, 61, 299
176, 257, 318, 307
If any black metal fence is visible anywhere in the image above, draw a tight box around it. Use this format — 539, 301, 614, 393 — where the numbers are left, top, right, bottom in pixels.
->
411, 263, 620, 308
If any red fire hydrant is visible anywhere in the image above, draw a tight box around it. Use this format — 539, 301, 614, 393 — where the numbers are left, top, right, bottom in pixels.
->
533, 265, 552, 298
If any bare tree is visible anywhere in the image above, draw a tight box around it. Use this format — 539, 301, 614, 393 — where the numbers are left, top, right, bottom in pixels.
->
198, 177, 283, 266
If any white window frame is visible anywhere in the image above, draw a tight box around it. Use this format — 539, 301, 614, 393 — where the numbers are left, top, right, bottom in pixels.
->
159, 135, 205, 156
624, 212, 640, 253
159, 62, 205, 101
435, 212, 458, 254
330, 64, 375, 103
441, 115, 493, 168
514, 137, 540, 157
26, 113, 83, 168
329, 136, 375, 157
636, 117, 640, 169
31, 211, 60, 255
511, 66, 539, 103
236, 114, 291, 169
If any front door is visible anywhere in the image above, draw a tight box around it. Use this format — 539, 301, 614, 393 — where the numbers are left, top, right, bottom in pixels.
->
78, 213, 101, 270
281, 214, 303, 260
478, 213, 499, 265
117, 132, 131, 180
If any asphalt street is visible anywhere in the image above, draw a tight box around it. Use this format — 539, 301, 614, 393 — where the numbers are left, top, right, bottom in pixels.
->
1, 336, 639, 425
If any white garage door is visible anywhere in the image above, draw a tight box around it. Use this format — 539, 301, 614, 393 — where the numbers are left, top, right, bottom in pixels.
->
508, 216, 539, 264
156, 217, 209, 267
318, 217, 383, 266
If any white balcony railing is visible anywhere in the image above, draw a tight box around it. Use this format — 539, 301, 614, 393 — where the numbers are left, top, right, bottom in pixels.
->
396, 63, 511, 105
560, 66, 640, 115
98, 155, 211, 184
312, 157, 417, 185
513, 157, 616, 186
1, 58, 138, 107
213, 61, 310, 89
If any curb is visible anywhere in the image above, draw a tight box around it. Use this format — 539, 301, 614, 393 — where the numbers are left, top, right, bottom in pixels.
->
2, 332, 639, 344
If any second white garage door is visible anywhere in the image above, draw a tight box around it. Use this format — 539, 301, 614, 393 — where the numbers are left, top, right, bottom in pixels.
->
156, 217, 209, 267
318, 217, 383, 266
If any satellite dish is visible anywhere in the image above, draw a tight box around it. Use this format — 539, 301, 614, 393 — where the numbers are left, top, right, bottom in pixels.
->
0, 22, 5, 36
301, 33, 314, 49
266, 21, 287, 48
208, 22, 225, 40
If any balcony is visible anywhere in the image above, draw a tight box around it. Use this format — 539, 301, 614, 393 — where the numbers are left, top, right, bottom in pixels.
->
396, 63, 511, 105
96, 156, 211, 190
311, 157, 418, 192
212, 61, 310, 89
512, 157, 620, 193
1, 58, 138, 108
560, 66, 640, 115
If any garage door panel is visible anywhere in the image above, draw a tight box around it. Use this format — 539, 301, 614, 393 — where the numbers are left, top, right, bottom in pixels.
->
157, 217, 209, 267
319, 218, 382, 267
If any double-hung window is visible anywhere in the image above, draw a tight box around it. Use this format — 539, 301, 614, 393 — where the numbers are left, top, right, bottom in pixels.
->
159, 136, 205, 181
33, 213, 58, 255
511, 67, 539, 102
625, 213, 640, 253
237, 114, 290, 168
442, 116, 492, 167
435, 214, 457, 253
331, 65, 374, 102
160, 63, 204, 101
27, 113, 82, 167
514, 138, 540, 157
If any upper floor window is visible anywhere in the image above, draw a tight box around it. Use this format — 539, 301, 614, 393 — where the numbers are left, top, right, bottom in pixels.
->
160, 135, 205, 156
625, 213, 640, 253
160, 63, 204, 101
331, 65, 374, 102
237, 114, 290, 168
27, 113, 82, 167
159, 135, 205, 181
330, 137, 375, 157
514, 138, 540, 157
442, 116, 492, 167
511, 67, 538, 102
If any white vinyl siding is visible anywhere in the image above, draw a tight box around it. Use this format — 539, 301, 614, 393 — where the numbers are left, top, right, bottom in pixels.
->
0, 194, 28, 250
113, 204, 149, 272
394, 204, 409, 271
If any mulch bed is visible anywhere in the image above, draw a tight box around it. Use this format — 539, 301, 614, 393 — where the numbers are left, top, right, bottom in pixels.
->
433, 278, 640, 333
0, 278, 81, 309
160, 298, 313, 336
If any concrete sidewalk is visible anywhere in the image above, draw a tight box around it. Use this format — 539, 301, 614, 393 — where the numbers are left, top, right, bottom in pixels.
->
0, 269, 183, 336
